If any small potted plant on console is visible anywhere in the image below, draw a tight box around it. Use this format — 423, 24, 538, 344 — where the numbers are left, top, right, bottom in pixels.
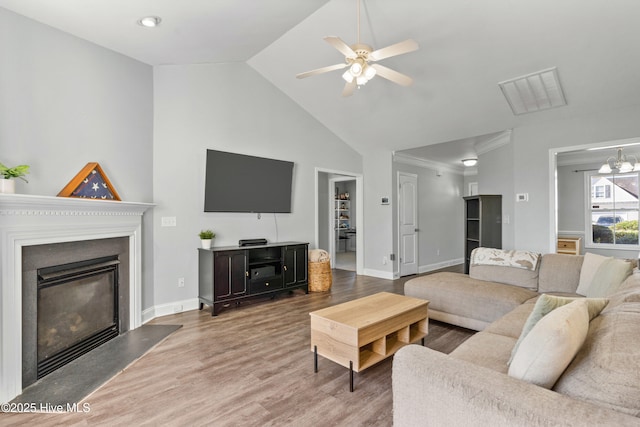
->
0, 162, 29, 194
199, 229, 215, 249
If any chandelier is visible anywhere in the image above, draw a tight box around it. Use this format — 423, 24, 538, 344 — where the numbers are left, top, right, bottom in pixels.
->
598, 148, 640, 174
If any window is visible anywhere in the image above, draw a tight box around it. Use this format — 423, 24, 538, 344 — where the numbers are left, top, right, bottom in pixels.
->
593, 184, 611, 199
587, 171, 639, 247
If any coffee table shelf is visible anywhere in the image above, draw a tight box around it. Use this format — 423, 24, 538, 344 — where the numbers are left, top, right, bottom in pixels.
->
310, 292, 429, 390
359, 318, 428, 370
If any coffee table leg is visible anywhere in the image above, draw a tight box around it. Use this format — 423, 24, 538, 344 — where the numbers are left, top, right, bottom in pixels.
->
314, 345, 318, 373
349, 361, 354, 392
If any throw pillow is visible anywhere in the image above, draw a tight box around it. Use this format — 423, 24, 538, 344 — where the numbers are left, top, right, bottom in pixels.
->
508, 299, 589, 389
508, 294, 608, 365
576, 252, 610, 295
583, 257, 632, 298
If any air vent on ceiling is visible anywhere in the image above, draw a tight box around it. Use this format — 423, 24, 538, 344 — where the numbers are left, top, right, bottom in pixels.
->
498, 67, 566, 115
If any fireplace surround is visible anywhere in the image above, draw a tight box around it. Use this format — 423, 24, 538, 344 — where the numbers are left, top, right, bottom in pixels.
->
0, 194, 153, 403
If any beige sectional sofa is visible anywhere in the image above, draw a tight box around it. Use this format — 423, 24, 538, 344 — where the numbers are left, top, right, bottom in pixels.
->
393, 250, 640, 426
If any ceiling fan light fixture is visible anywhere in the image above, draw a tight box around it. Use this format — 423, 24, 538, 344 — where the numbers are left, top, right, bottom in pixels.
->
349, 60, 364, 77
356, 75, 368, 86
364, 65, 376, 80
342, 70, 354, 83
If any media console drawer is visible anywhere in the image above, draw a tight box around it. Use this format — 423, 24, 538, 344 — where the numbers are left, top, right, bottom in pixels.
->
250, 278, 283, 294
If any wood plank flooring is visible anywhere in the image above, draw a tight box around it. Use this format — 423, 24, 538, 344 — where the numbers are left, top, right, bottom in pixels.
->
1, 266, 473, 427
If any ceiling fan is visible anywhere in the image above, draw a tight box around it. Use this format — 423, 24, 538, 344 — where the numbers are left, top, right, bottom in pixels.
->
296, 0, 419, 97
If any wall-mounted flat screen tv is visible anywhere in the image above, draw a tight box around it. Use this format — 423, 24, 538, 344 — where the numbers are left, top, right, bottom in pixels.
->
204, 149, 294, 213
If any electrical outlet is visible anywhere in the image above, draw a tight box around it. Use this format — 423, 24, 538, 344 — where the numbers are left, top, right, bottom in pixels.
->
382, 256, 388, 265
437, 249, 440, 256
178, 277, 185, 287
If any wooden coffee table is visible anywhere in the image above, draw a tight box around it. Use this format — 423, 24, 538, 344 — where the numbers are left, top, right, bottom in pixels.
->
309, 292, 429, 391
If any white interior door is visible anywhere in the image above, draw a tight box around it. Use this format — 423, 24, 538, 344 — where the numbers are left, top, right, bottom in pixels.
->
399, 173, 418, 276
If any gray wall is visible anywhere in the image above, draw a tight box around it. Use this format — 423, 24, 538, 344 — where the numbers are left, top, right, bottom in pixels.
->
511, 104, 640, 254
478, 141, 515, 250
0, 8, 155, 309
153, 63, 362, 306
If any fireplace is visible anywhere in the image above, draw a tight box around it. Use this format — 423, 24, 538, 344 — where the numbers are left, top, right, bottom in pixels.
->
37, 256, 120, 379
0, 193, 153, 403
22, 238, 130, 387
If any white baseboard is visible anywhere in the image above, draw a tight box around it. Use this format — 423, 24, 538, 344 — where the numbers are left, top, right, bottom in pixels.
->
418, 258, 464, 274
142, 298, 200, 324
362, 268, 395, 280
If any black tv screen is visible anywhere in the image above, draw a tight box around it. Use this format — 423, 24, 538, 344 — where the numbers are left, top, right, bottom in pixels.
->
204, 149, 294, 213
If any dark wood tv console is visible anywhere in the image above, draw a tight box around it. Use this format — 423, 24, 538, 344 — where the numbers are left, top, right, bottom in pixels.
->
198, 241, 309, 316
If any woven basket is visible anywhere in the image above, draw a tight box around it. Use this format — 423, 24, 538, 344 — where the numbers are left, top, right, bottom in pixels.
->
308, 259, 332, 292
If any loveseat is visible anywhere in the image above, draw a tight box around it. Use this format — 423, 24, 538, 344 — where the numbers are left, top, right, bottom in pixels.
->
393, 248, 640, 426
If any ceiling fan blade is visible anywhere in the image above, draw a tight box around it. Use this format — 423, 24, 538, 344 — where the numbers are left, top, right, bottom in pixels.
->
369, 39, 419, 61
324, 36, 357, 58
370, 64, 414, 86
342, 80, 357, 97
296, 63, 348, 79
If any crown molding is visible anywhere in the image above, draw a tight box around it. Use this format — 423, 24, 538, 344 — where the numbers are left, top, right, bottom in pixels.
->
475, 129, 513, 155
393, 152, 464, 175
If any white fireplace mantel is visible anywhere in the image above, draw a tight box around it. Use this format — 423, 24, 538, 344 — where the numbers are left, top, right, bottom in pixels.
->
0, 194, 154, 402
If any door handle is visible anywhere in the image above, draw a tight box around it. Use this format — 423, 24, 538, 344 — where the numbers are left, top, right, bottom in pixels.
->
415, 228, 420, 232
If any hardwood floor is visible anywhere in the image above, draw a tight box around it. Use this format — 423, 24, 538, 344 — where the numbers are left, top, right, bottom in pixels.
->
2, 266, 473, 427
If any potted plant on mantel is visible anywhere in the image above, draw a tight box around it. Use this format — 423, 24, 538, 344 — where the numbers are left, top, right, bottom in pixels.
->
0, 162, 30, 194
199, 229, 216, 249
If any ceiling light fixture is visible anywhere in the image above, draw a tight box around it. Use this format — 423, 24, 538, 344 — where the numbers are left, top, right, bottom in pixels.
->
598, 147, 640, 174
462, 159, 478, 167
138, 16, 161, 28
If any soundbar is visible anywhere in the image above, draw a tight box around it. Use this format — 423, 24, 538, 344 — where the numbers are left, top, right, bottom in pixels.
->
239, 238, 268, 247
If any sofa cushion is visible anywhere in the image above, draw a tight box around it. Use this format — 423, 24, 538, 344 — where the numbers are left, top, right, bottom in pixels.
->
508, 295, 608, 364
470, 247, 541, 270
508, 299, 589, 389
576, 252, 610, 295
553, 292, 640, 416
470, 248, 541, 290
483, 299, 536, 339
404, 272, 538, 327
537, 253, 584, 294
582, 257, 632, 298
449, 331, 516, 374
470, 265, 539, 290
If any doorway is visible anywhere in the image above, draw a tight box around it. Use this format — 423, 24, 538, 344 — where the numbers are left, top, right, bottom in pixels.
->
315, 169, 364, 275
332, 178, 356, 271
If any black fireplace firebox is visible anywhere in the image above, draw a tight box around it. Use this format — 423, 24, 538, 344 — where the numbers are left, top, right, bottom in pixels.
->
36, 255, 120, 379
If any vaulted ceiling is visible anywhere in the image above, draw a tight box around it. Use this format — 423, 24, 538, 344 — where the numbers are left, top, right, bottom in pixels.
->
3, 0, 640, 162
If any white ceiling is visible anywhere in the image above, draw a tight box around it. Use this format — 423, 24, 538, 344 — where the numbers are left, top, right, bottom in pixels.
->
3, 0, 640, 164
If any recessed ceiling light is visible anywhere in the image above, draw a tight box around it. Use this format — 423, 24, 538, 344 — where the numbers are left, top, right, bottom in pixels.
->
138, 16, 161, 28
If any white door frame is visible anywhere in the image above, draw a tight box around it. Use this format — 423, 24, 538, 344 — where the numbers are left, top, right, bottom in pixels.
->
315, 168, 364, 275
397, 171, 419, 276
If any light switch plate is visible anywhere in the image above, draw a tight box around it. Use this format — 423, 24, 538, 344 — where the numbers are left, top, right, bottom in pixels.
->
161, 216, 177, 227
